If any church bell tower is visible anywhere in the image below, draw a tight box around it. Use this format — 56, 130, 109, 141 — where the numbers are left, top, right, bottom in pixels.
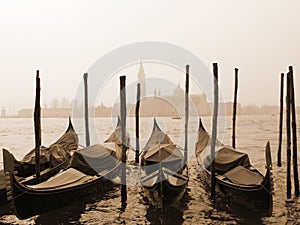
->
138, 61, 146, 99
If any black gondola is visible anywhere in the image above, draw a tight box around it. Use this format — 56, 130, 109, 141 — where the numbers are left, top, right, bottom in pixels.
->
140, 118, 189, 211
3, 118, 128, 219
195, 119, 273, 214
3, 142, 122, 219
0, 118, 78, 205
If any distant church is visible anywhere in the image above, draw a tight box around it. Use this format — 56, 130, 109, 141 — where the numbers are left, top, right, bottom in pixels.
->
137, 61, 146, 99
127, 62, 211, 117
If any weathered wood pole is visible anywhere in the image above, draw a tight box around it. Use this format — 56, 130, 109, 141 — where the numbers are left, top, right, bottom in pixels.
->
34, 70, 41, 182
83, 73, 90, 147
120, 75, 127, 210
135, 83, 141, 164
286, 72, 292, 200
232, 68, 239, 149
184, 65, 190, 165
211, 63, 219, 200
277, 73, 284, 167
265, 141, 273, 214
289, 66, 299, 197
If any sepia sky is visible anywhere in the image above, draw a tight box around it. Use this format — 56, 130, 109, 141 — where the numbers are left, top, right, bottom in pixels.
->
0, 0, 299, 114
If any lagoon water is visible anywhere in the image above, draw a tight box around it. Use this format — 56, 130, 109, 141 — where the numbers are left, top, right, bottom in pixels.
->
0, 115, 299, 224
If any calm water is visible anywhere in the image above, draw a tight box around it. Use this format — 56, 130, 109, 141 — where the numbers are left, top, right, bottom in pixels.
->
0, 115, 299, 224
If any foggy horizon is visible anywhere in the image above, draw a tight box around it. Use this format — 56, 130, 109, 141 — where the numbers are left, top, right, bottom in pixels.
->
1, 1, 299, 114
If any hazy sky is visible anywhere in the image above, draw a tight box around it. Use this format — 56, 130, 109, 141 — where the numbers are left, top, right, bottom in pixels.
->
0, 1, 299, 114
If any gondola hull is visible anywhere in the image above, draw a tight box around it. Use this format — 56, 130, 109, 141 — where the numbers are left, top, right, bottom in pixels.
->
7, 172, 111, 219
142, 176, 187, 210
201, 168, 272, 214
0, 119, 78, 206
195, 118, 273, 215
140, 119, 189, 211
4, 142, 123, 219
0, 157, 71, 206
0, 185, 7, 206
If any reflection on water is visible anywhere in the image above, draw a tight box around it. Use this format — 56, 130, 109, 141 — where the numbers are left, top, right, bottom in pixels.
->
0, 115, 299, 224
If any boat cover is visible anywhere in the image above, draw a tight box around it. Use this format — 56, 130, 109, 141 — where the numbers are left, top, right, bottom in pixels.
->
70, 143, 120, 176
223, 165, 263, 185
105, 126, 130, 147
21, 128, 78, 166
142, 144, 184, 173
28, 168, 93, 189
143, 119, 173, 152
204, 146, 251, 174
143, 144, 183, 163
195, 125, 222, 158
196, 121, 251, 174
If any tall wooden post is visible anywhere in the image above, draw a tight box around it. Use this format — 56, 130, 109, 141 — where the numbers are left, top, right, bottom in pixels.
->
34, 70, 41, 182
289, 66, 299, 197
265, 141, 273, 214
184, 65, 190, 165
135, 83, 141, 164
277, 73, 284, 167
120, 75, 127, 210
83, 73, 90, 147
232, 68, 238, 149
211, 63, 219, 200
286, 72, 292, 200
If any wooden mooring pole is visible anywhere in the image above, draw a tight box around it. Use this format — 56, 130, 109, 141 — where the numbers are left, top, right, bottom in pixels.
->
135, 83, 141, 164
184, 65, 190, 165
34, 70, 41, 183
83, 73, 90, 147
120, 75, 127, 210
286, 72, 292, 200
232, 68, 239, 149
211, 63, 219, 200
277, 73, 284, 167
289, 66, 299, 197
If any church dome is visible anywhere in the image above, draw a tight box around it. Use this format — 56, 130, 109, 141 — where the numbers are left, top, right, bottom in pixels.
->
173, 83, 184, 96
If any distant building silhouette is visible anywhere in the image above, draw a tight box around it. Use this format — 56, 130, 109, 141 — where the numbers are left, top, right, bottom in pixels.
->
18, 108, 72, 118
16, 63, 284, 118
127, 83, 210, 117
138, 61, 146, 99
1, 107, 6, 118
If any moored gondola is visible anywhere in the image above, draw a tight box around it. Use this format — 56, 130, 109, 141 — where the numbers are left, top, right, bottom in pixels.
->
3, 142, 122, 219
14, 118, 78, 178
3, 118, 128, 219
0, 118, 78, 205
195, 119, 273, 214
140, 118, 189, 211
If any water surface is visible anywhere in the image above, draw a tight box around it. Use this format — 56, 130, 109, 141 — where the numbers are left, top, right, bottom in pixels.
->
0, 115, 299, 224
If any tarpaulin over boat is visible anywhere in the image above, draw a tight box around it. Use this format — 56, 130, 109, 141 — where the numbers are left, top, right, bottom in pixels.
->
223, 165, 263, 185
105, 126, 130, 147
28, 168, 93, 189
142, 144, 184, 173
143, 119, 173, 152
204, 146, 250, 174
195, 123, 222, 158
14, 120, 78, 177
70, 143, 121, 176
21, 145, 69, 166
143, 144, 183, 163
196, 119, 250, 174
21, 127, 78, 166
